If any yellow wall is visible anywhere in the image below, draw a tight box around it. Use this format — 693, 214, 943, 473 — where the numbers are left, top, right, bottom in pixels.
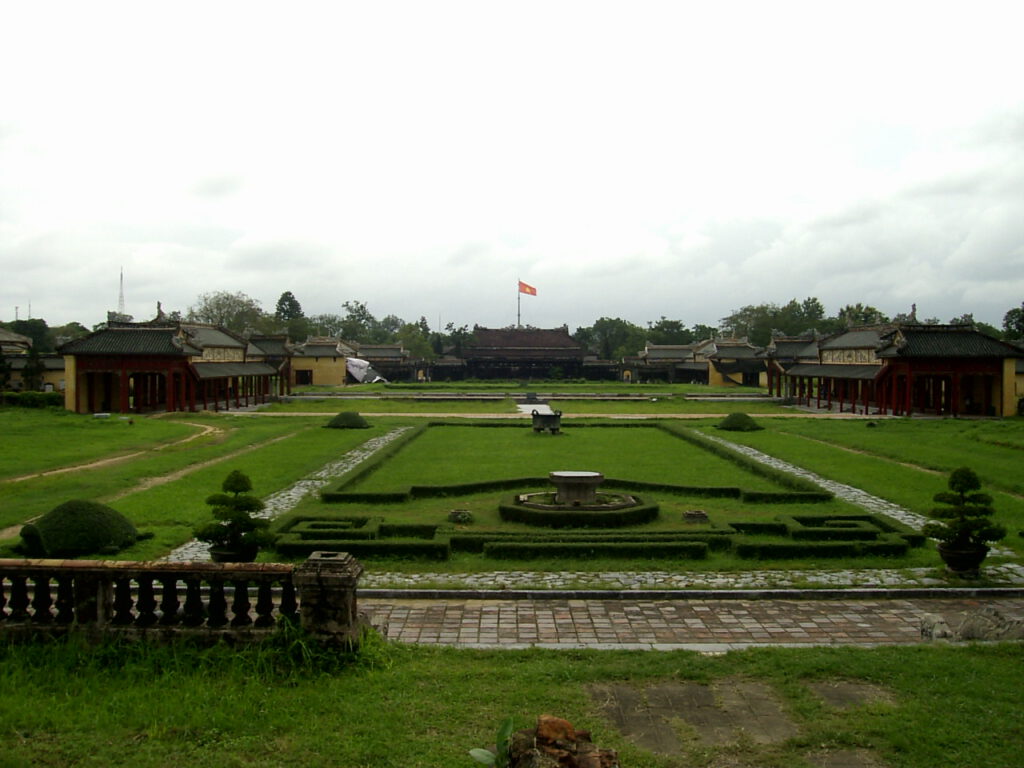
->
291, 356, 348, 387
1002, 358, 1018, 417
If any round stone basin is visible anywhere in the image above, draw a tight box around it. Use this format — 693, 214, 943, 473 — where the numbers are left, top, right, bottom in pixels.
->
549, 470, 604, 506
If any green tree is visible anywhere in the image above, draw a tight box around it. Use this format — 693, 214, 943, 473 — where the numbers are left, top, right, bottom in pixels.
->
1002, 302, 1024, 340
21, 345, 44, 390
645, 317, 693, 345
274, 291, 304, 321
0, 354, 11, 391
339, 300, 378, 343
396, 319, 435, 360
8, 318, 52, 352
306, 313, 345, 337
443, 323, 474, 358
188, 291, 266, 333
575, 317, 646, 360
834, 303, 889, 328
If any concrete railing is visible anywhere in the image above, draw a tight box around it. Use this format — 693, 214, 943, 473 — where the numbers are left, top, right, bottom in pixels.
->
0, 551, 364, 646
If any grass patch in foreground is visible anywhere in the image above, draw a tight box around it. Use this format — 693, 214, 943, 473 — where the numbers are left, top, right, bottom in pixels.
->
0, 636, 1020, 767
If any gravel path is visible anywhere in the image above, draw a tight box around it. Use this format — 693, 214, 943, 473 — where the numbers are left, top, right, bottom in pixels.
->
163, 427, 412, 562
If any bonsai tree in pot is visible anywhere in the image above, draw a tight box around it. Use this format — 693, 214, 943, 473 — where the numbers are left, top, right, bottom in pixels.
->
194, 470, 275, 562
923, 466, 1006, 577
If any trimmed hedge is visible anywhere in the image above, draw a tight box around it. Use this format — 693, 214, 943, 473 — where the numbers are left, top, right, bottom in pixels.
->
1, 390, 64, 408
325, 411, 370, 429
19, 499, 150, 557
733, 536, 909, 559
450, 530, 732, 553
740, 490, 835, 504
482, 540, 709, 560
663, 425, 833, 499
275, 538, 451, 559
498, 501, 660, 528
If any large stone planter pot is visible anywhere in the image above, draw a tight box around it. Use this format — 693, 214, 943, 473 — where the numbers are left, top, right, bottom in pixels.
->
209, 545, 259, 563
937, 543, 989, 577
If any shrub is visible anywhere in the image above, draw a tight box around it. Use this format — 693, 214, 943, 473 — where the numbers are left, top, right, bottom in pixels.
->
716, 412, 763, 431
194, 470, 275, 556
326, 411, 370, 429
922, 466, 1006, 548
19, 500, 150, 557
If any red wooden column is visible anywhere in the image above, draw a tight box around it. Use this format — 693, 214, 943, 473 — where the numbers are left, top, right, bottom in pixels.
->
119, 362, 130, 414
166, 370, 176, 413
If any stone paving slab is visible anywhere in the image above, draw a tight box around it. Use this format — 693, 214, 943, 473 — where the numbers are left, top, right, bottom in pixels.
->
362, 596, 1024, 650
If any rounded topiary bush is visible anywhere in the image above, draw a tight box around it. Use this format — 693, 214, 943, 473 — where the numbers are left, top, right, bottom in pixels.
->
716, 412, 763, 432
19, 500, 149, 557
326, 411, 370, 429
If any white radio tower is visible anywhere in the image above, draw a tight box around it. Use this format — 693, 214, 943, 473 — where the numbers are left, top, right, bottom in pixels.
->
118, 268, 126, 316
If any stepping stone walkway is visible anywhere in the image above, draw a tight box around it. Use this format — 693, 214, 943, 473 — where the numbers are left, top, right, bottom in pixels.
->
702, 433, 1013, 556
164, 427, 412, 562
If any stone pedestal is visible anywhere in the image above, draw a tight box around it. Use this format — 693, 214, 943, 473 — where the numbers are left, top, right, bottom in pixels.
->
292, 551, 365, 647
549, 471, 604, 506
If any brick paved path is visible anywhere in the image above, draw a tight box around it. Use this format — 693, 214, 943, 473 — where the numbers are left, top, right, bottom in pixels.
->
362, 596, 1024, 650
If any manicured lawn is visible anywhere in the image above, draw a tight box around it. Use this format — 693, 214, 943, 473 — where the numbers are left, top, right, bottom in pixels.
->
0, 408, 201, 480
262, 397, 520, 413
0, 637, 1021, 767
346, 424, 783, 492
0, 414, 393, 558
701, 419, 1024, 557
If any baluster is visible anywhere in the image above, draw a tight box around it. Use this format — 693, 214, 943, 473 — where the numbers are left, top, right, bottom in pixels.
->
278, 580, 298, 624
159, 578, 180, 625
111, 577, 135, 625
31, 577, 53, 623
182, 578, 205, 627
0, 576, 7, 620
207, 579, 228, 628
8, 577, 30, 621
230, 579, 252, 627
135, 577, 158, 627
55, 575, 76, 624
254, 581, 275, 627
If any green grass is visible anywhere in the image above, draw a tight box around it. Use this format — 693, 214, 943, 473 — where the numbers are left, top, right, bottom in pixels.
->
262, 397, 520, 413
701, 420, 1024, 557
0, 408, 201, 480
0, 415, 393, 557
347, 424, 783, 492
0, 636, 1021, 767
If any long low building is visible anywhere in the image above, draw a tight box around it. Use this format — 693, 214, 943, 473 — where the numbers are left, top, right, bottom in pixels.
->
60, 322, 283, 414
769, 323, 1022, 417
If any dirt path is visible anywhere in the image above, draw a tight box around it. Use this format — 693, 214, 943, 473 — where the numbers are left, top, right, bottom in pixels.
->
4, 421, 225, 484
102, 432, 298, 502
0, 423, 294, 540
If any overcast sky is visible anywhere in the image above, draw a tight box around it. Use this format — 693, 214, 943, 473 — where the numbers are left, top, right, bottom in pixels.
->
2, 2, 1022, 334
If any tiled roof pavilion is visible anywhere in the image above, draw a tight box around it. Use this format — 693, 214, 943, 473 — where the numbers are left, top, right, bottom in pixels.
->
60, 322, 283, 414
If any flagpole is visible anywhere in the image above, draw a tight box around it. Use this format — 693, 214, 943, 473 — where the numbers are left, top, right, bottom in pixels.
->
517, 280, 521, 328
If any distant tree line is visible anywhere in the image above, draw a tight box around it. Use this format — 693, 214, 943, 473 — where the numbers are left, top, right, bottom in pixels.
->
4, 294, 1022, 364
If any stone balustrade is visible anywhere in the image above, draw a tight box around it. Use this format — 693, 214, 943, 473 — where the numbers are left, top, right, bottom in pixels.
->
0, 551, 364, 646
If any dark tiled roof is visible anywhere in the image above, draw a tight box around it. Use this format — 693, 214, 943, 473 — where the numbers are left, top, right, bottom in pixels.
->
643, 345, 696, 361
182, 325, 245, 349
295, 343, 346, 358
709, 343, 762, 360
469, 327, 583, 351
192, 362, 278, 379
248, 337, 293, 356
819, 328, 886, 350
357, 345, 407, 359
60, 327, 200, 356
877, 325, 1023, 358
786, 363, 884, 380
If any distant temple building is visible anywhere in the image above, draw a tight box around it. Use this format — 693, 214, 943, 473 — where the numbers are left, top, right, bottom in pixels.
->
461, 326, 586, 379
